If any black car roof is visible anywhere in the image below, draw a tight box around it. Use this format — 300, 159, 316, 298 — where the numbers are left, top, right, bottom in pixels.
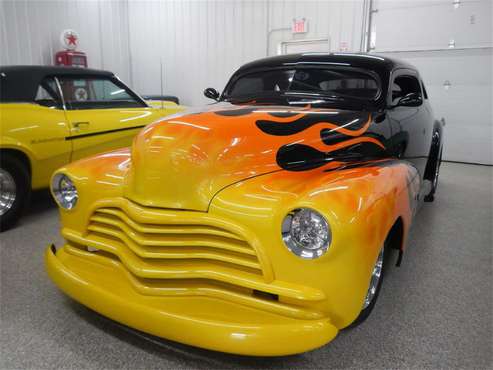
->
225, 53, 417, 108
0, 65, 114, 103
236, 52, 416, 73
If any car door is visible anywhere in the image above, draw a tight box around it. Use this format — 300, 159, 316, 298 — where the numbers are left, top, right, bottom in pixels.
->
0, 77, 72, 189
387, 69, 433, 181
56, 75, 161, 161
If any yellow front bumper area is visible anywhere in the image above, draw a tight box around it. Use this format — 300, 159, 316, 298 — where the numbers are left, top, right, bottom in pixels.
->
45, 244, 338, 356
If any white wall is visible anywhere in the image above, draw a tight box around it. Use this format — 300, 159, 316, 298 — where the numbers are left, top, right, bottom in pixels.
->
126, 0, 365, 106
1, 0, 491, 164
127, 0, 270, 107
0, 0, 365, 106
0, 0, 132, 83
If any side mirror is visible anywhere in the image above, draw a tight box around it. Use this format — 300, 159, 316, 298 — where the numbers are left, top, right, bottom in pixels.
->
204, 87, 220, 101
394, 92, 422, 108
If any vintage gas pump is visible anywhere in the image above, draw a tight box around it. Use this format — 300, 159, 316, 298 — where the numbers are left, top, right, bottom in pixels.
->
54, 29, 90, 104
55, 29, 87, 68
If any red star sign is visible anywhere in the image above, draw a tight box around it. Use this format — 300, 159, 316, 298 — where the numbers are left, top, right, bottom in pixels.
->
66, 34, 77, 46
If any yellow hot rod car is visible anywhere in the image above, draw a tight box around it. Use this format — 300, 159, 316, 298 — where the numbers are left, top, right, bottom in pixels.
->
45, 54, 443, 356
0, 66, 183, 229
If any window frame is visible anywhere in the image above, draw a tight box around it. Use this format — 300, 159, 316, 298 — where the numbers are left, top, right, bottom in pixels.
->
388, 68, 423, 107
33, 77, 63, 109
421, 80, 429, 100
53, 74, 148, 111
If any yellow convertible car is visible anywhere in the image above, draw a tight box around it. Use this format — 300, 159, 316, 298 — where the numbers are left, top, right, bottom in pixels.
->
0, 66, 183, 229
45, 54, 443, 356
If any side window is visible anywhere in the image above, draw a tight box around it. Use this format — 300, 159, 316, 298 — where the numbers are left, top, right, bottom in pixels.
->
56, 76, 145, 110
34, 78, 61, 108
391, 75, 422, 104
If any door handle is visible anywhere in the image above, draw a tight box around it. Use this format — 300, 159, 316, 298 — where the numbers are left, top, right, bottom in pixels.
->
72, 121, 90, 131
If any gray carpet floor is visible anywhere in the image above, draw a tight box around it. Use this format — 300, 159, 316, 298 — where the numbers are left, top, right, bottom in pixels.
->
1, 162, 492, 369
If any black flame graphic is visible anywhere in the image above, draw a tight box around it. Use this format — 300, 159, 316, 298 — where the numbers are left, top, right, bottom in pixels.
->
213, 108, 388, 171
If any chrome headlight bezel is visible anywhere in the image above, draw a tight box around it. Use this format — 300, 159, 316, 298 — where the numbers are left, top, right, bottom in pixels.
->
51, 173, 78, 210
282, 208, 332, 259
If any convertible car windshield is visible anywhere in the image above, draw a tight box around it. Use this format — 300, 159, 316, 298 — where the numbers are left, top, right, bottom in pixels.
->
224, 68, 380, 102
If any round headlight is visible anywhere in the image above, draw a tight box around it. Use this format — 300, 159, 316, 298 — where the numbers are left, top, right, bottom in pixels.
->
52, 174, 78, 210
282, 208, 331, 259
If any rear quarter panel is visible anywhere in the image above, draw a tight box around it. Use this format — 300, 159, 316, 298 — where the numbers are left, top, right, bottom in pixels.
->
0, 103, 72, 189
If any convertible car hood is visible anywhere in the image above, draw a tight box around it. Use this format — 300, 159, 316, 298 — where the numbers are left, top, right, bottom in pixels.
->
123, 103, 383, 211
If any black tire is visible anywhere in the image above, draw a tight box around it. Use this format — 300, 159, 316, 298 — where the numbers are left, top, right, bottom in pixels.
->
350, 244, 389, 327
424, 148, 442, 202
0, 154, 31, 231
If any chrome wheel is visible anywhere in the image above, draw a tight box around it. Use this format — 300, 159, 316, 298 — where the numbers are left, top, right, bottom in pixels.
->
363, 248, 384, 309
0, 168, 16, 216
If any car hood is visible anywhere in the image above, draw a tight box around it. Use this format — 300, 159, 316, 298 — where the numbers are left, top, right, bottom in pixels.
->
123, 103, 384, 211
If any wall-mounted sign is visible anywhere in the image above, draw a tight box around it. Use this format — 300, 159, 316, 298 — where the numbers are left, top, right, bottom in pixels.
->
60, 29, 79, 50
292, 18, 308, 34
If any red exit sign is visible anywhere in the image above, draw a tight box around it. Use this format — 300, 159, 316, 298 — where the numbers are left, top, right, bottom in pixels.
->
292, 18, 308, 34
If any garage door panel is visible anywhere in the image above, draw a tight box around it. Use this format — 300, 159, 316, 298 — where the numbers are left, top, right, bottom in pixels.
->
392, 49, 492, 86
374, 0, 492, 51
375, 0, 492, 165
380, 49, 492, 164
445, 126, 493, 164
427, 84, 492, 164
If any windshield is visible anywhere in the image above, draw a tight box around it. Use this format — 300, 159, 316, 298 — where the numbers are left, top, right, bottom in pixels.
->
224, 68, 380, 103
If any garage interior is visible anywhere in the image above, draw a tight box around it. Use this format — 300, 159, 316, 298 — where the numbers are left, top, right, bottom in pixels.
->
1, 0, 492, 369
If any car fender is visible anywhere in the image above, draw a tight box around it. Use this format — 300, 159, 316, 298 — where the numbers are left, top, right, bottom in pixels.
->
424, 118, 445, 181
0, 136, 36, 171
434, 118, 445, 153
209, 159, 419, 328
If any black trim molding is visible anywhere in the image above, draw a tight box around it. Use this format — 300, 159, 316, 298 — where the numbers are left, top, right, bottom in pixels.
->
65, 125, 146, 140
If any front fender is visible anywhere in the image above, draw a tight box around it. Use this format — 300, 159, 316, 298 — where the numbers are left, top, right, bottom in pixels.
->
52, 149, 131, 233
209, 160, 418, 328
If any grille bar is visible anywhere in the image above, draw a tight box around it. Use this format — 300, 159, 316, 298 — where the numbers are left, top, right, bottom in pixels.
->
64, 244, 325, 320
94, 208, 245, 241
86, 224, 263, 271
89, 212, 256, 256
63, 228, 325, 302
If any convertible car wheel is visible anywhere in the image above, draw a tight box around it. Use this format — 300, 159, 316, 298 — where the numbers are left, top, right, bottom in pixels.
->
351, 247, 386, 326
0, 154, 30, 231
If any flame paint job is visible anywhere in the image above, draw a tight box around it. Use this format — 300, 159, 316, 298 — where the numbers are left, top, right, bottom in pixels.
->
124, 103, 390, 211
46, 54, 442, 356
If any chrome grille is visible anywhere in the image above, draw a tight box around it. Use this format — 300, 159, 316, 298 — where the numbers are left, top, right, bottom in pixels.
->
61, 198, 326, 320
87, 206, 264, 276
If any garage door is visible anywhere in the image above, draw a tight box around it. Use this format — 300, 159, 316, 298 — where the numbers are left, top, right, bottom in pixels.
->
372, 0, 492, 165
